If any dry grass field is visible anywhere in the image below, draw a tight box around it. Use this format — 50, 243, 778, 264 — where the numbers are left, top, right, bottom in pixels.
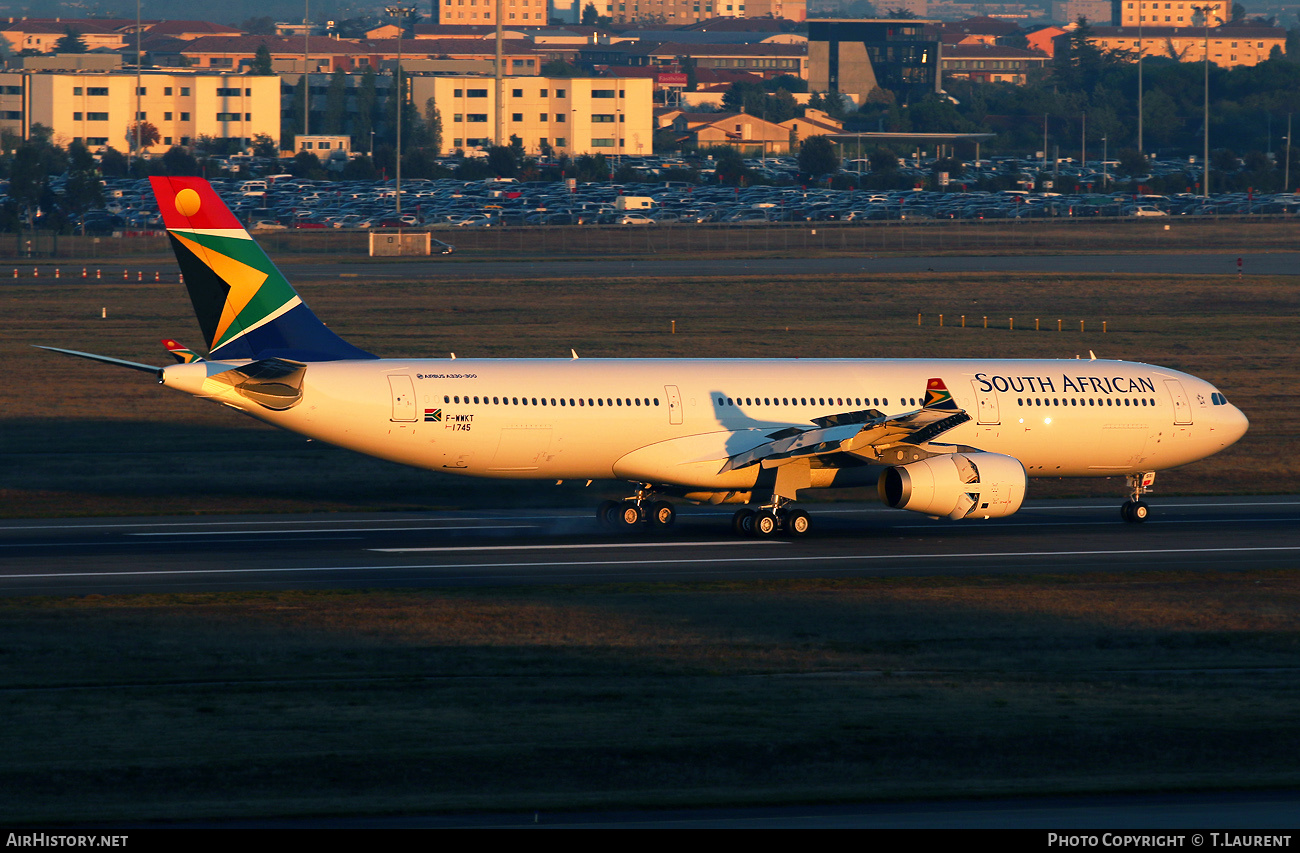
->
2, 239, 1299, 823
3, 573, 1300, 822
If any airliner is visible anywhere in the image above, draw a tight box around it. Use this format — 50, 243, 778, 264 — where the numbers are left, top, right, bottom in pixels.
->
41, 177, 1249, 535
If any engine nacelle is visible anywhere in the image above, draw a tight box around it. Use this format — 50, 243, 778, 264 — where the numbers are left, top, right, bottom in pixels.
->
878, 452, 1026, 520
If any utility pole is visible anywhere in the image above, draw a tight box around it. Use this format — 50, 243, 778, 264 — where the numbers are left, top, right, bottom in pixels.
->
495, 0, 503, 147
134, 0, 141, 168
304, 0, 310, 137
386, 5, 415, 219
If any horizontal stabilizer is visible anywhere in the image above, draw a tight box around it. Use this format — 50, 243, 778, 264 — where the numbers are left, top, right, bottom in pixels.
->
35, 346, 160, 375
162, 339, 204, 364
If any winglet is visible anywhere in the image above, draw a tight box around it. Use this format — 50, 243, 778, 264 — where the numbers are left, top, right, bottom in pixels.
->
922, 378, 960, 411
162, 338, 204, 364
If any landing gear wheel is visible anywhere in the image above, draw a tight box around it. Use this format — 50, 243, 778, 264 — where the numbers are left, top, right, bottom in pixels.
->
732, 509, 755, 536
785, 509, 811, 537
1120, 500, 1150, 523
649, 500, 675, 528
753, 510, 780, 537
597, 500, 621, 528
616, 504, 643, 528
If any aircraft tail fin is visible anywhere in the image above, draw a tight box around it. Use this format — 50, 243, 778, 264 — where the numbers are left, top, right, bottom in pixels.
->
922, 378, 961, 412
150, 176, 376, 362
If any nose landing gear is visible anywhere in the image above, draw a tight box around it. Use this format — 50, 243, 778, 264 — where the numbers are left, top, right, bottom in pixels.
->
1120, 471, 1156, 523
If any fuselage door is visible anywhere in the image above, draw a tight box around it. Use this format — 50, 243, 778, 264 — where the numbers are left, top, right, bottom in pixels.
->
388, 374, 417, 422
665, 385, 683, 425
1165, 379, 1193, 425
971, 379, 1000, 425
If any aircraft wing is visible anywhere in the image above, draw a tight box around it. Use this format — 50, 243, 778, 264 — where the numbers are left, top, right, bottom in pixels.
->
719, 378, 972, 473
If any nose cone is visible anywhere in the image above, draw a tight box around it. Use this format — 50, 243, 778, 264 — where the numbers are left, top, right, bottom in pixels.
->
1221, 404, 1249, 447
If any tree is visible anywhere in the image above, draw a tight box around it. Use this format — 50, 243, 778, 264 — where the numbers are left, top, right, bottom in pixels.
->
62, 141, 104, 226
161, 145, 200, 175
252, 133, 278, 158
486, 145, 518, 177
424, 98, 443, 155
290, 150, 326, 179
126, 121, 160, 152
251, 44, 273, 75
707, 146, 749, 185
241, 16, 276, 35
768, 89, 797, 124
99, 147, 128, 178
869, 148, 899, 172
353, 67, 377, 150
292, 75, 308, 138
55, 26, 88, 54
324, 69, 348, 134
540, 59, 586, 77
341, 155, 378, 181
582, 2, 599, 24
1054, 17, 1111, 91
798, 135, 839, 180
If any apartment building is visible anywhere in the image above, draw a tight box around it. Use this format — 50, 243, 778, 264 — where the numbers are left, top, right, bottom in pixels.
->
1117, 0, 1229, 27
417, 75, 653, 156
0, 70, 280, 154
1070, 25, 1285, 66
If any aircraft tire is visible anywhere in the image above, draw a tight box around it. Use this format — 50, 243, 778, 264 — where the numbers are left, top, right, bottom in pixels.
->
1132, 501, 1150, 523
597, 500, 621, 528
753, 510, 779, 537
650, 500, 675, 528
1120, 500, 1134, 522
786, 509, 811, 536
732, 509, 755, 536
617, 504, 643, 528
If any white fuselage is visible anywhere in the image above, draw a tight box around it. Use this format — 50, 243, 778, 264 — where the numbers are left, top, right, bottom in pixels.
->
162, 357, 1249, 496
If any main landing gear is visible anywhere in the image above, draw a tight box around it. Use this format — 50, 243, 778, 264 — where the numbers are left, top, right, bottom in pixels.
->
597, 484, 676, 531
1120, 471, 1155, 524
731, 498, 811, 538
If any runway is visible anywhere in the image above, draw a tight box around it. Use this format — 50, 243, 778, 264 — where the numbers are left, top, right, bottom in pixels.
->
36, 251, 1300, 285
294, 251, 1300, 280
3, 495, 1296, 596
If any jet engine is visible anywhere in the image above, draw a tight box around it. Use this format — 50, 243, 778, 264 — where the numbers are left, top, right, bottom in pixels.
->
878, 452, 1026, 520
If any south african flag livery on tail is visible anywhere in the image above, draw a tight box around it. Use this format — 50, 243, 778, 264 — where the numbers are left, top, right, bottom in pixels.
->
151, 176, 376, 362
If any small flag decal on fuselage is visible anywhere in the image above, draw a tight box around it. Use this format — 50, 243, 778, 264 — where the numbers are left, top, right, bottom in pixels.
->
424, 408, 442, 422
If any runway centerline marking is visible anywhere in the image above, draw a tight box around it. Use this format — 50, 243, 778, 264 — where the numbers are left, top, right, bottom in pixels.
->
130, 525, 539, 536
371, 540, 785, 553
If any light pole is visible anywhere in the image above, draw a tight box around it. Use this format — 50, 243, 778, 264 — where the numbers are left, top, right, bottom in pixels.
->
134, 0, 140, 169
303, 0, 310, 137
1137, 11, 1143, 155
1286, 113, 1293, 194
1192, 4, 1222, 198
1102, 135, 1108, 187
385, 5, 415, 220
